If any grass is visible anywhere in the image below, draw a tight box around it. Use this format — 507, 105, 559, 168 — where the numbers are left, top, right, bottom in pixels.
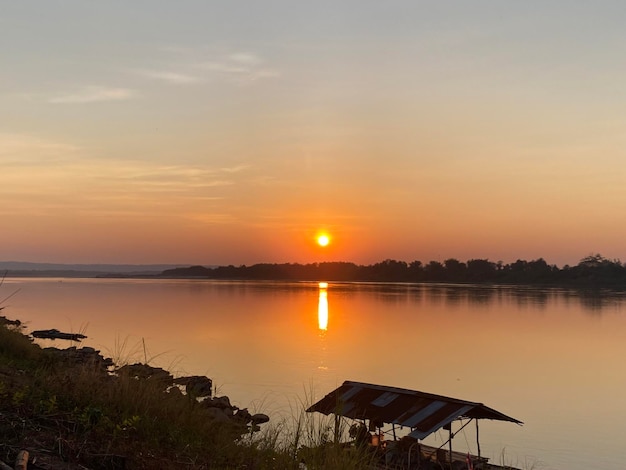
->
0, 320, 265, 468
0, 317, 376, 469
496, 448, 543, 470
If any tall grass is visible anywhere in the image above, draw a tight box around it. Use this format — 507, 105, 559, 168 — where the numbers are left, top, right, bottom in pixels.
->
0, 318, 42, 366
0, 320, 375, 469
496, 448, 543, 470
249, 386, 378, 470
0, 320, 293, 468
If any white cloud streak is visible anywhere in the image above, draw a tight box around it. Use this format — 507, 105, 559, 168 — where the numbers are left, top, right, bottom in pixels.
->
196, 52, 280, 83
136, 70, 201, 84
220, 164, 250, 173
132, 49, 280, 87
0, 133, 80, 164
48, 86, 135, 104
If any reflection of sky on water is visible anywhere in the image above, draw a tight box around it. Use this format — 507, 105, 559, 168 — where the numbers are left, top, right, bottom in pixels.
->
5, 278, 626, 470
325, 282, 626, 314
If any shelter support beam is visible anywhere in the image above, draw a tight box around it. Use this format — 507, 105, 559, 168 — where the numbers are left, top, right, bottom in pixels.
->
449, 426, 453, 469
476, 419, 481, 458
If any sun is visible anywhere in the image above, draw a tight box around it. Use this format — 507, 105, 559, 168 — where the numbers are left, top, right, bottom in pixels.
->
316, 234, 330, 247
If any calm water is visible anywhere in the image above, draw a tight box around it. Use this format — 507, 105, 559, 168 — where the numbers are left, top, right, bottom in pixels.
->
4, 278, 626, 470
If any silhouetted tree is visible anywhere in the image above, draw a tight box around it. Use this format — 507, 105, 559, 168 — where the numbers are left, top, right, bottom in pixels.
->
466, 259, 496, 282
158, 254, 626, 288
444, 258, 466, 282
408, 261, 424, 281
370, 259, 408, 281
570, 254, 626, 286
424, 261, 445, 282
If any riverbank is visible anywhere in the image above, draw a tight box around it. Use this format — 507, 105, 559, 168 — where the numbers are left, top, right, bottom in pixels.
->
1, 315, 409, 470
0, 316, 289, 469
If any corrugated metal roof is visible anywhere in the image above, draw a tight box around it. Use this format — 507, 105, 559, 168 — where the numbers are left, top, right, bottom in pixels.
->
306, 381, 522, 440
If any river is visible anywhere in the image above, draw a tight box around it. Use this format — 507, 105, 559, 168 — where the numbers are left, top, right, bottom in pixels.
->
4, 278, 625, 470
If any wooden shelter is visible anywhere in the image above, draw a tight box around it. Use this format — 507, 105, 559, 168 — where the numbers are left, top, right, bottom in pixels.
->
306, 381, 522, 469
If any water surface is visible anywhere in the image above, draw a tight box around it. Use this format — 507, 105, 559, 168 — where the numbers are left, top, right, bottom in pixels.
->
4, 278, 626, 470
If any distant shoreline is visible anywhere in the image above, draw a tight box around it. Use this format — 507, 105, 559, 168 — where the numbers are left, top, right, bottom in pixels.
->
5, 254, 626, 289
0, 261, 188, 274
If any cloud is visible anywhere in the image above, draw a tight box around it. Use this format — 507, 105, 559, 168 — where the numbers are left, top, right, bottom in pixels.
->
144, 48, 280, 86
0, 131, 252, 225
186, 212, 237, 225
220, 164, 249, 173
229, 53, 263, 66
137, 70, 201, 84
48, 86, 135, 104
102, 164, 239, 195
0, 133, 80, 165
195, 51, 280, 84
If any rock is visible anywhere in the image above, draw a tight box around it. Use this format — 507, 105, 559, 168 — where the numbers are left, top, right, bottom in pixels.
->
166, 386, 183, 397
173, 375, 212, 398
32, 329, 87, 341
251, 413, 270, 425
0, 316, 21, 327
234, 408, 252, 423
205, 407, 231, 423
204, 396, 231, 409
116, 363, 173, 385
44, 346, 114, 373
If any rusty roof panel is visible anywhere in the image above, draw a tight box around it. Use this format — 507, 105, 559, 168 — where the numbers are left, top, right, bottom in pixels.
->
306, 381, 521, 440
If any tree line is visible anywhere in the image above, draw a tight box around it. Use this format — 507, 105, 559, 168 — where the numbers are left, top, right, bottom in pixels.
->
161, 254, 626, 287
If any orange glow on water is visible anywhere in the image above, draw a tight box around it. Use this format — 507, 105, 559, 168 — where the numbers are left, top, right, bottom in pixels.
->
318, 283, 328, 330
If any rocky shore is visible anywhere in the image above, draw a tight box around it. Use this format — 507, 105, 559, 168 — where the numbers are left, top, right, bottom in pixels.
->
0, 317, 271, 469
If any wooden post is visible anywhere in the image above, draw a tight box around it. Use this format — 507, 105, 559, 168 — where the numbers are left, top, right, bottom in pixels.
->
449, 426, 453, 469
476, 419, 481, 458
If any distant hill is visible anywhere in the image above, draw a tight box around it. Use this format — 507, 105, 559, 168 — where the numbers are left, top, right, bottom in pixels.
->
161, 265, 212, 277
0, 261, 190, 277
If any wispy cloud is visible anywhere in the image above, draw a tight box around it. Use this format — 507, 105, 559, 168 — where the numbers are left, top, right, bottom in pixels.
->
115, 165, 238, 189
197, 52, 280, 83
0, 133, 80, 165
220, 164, 250, 173
136, 70, 201, 84
2, 167, 223, 223
135, 48, 280, 87
48, 86, 135, 104
229, 53, 262, 66
0, 132, 253, 225
186, 213, 237, 225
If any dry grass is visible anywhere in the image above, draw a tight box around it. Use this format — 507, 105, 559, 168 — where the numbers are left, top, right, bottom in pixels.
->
0, 316, 376, 469
0, 320, 296, 469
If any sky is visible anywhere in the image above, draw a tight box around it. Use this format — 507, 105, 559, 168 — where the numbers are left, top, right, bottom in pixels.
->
3, 1, 626, 266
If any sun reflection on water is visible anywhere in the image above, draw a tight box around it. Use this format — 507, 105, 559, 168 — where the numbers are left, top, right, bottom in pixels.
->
317, 282, 329, 370
318, 282, 328, 331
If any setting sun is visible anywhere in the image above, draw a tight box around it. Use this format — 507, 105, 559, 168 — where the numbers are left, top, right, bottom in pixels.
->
317, 234, 330, 247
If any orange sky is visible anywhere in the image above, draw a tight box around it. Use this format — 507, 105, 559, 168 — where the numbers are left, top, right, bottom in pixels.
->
3, 2, 626, 266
